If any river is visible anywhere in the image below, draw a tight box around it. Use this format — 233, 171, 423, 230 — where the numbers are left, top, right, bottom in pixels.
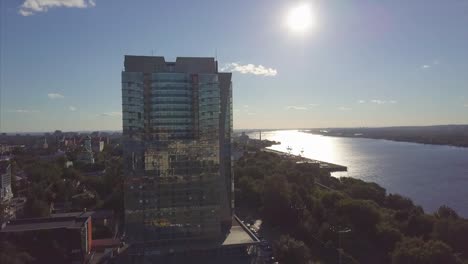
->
247, 130, 468, 217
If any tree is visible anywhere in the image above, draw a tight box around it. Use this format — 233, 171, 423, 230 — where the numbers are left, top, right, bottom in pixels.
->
337, 199, 381, 232
385, 194, 414, 211
24, 199, 50, 218
236, 176, 262, 209
435, 205, 459, 219
0, 241, 33, 264
320, 191, 345, 209
25, 162, 61, 185
262, 174, 293, 226
0, 202, 7, 223
341, 178, 386, 205
405, 213, 434, 238
392, 237, 461, 264
432, 219, 468, 256
376, 223, 403, 254
274, 235, 311, 264
62, 168, 83, 182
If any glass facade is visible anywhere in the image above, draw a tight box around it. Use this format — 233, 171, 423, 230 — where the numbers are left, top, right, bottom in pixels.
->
122, 56, 233, 252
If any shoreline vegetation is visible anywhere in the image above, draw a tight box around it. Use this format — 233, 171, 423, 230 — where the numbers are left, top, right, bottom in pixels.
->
304, 125, 468, 148
234, 142, 468, 264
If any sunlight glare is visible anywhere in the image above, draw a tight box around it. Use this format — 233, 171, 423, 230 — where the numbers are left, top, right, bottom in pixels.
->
286, 3, 316, 33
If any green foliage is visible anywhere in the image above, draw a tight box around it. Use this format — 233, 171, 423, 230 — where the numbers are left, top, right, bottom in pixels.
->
337, 199, 381, 232
432, 218, 468, 257
340, 177, 386, 205
62, 168, 83, 182
274, 235, 311, 264
25, 162, 61, 185
24, 199, 50, 218
405, 213, 434, 238
262, 174, 294, 226
234, 151, 468, 264
376, 223, 404, 254
385, 194, 415, 211
320, 191, 345, 209
15, 148, 124, 218
236, 175, 262, 209
0, 241, 34, 264
0, 202, 7, 223
436, 205, 459, 219
392, 237, 462, 264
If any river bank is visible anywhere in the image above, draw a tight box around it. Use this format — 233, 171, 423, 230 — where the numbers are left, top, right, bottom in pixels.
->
247, 130, 468, 217
234, 150, 468, 264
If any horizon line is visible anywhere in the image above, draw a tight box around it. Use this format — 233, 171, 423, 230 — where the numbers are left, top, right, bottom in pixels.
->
2, 123, 468, 135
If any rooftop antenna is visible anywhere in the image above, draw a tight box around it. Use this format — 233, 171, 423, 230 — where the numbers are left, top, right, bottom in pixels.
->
215, 48, 219, 72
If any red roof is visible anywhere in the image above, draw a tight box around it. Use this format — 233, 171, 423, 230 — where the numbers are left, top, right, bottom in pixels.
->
92, 238, 121, 249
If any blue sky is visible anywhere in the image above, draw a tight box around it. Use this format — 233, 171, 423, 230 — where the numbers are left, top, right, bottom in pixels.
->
1, 0, 468, 132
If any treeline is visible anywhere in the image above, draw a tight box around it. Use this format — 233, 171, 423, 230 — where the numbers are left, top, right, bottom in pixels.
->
10, 146, 124, 219
310, 125, 468, 148
235, 151, 468, 264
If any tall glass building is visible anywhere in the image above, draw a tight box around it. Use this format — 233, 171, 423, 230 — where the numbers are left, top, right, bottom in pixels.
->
121, 56, 234, 256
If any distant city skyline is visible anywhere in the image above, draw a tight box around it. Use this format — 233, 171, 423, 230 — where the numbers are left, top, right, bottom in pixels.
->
1, 0, 468, 132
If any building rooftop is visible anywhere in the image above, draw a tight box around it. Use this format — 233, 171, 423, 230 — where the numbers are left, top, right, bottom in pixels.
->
51, 210, 114, 220
124, 55, 222, 74
112, 216, 258, 263
0, 160, 10, 174
1, 215, 89, 233
221, 216, 258, 246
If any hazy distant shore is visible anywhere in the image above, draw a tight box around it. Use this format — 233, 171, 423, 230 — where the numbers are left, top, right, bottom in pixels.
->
304, 125, 468, 148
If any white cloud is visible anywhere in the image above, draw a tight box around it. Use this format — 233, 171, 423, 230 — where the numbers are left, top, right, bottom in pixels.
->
100, 112, 122, 117
338, 107, 352, 111
247, 112, 256, 116
309, 103, 319, 107
371, 99, 386, 104
421, 59, 440, 69
222, 63, 277, 77
19, 0, 96, 16
8, 109, 39, 113
48, 93, 64, 99
285, 106, 308, 110
358, 100, 366, 104
243, 105, 249, 108
370, 99, 397, 104
69, 106, 77, 111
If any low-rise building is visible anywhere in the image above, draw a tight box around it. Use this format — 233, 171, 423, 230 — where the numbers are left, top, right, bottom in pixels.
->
0, 158, 13, 201
92, 139, 105, 152
5, 197, 27, 220
238, 132, 250, 144
0, 213, 92, 263
77, 136, 95, 164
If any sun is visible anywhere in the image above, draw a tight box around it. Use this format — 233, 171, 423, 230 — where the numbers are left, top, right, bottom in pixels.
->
286, 3, 316, 33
